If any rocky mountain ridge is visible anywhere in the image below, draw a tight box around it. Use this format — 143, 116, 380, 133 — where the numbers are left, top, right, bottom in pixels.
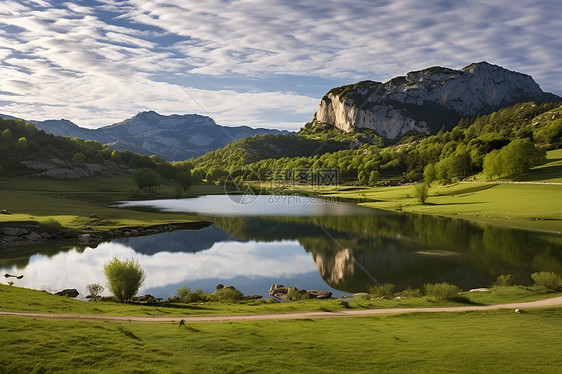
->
315, 62, 560, 139
4, 111, 288, 161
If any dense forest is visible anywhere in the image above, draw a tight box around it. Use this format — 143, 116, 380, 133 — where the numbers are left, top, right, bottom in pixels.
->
191, 101, 562, 185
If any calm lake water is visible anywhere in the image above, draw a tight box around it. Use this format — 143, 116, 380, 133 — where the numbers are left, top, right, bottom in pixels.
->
1, 195, 561, 299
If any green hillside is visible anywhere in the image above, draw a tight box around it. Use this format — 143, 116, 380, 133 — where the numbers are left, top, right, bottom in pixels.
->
191, 101, 562, 185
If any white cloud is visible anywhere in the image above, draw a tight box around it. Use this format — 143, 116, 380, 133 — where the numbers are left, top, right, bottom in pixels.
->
0, 0, 560, 130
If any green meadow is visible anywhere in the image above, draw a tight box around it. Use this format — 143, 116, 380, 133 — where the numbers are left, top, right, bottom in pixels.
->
292, 149, 562, 233
1, 284, 560, 317
1, 308, 560, 373
0, 176, 225, 232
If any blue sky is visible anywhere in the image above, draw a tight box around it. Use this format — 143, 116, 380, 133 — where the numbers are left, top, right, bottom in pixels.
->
1, 0, 561, 130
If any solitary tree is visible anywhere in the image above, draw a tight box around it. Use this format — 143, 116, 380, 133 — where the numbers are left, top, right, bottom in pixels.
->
415, 183, 429, 204
133, 168, 162, 191
176, 171, 193, 191
104, 258, 146, 303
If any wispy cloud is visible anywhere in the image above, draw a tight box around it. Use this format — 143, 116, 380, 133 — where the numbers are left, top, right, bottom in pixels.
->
0, 0, 560, 130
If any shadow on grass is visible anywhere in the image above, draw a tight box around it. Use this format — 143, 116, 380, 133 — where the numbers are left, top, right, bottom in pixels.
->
449, 296, 485, 306
437, 183, 499, 196
423, 201, 485, 206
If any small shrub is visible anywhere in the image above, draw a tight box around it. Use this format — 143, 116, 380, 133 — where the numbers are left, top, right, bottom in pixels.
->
86, 283, 104, 297
395, 287, 423, 298
286, 288, 313, 301
531, 271, 560, 290
368, 283, 395, 299
492, 274, 513, 287
211, 287, 244, 302
423, 282, 461, 299
39, 218, 63, 233
415, 183, 429, 204
104, 258, 146, 303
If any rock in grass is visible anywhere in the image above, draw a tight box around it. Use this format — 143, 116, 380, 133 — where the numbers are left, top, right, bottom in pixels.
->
56, 289, 79, 298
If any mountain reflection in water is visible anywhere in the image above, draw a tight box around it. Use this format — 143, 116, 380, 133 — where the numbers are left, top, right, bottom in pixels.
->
2, 209, 560, 299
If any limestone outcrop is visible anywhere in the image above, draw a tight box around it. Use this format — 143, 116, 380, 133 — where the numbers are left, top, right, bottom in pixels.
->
315, 62, 559, 139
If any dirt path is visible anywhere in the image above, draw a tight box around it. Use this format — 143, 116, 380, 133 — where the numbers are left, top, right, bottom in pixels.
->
1, 296, 561, 323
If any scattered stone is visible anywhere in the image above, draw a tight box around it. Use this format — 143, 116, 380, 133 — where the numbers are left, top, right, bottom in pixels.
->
0, 210, 11, 215
306, 289, 332, 299
468, 288, 490, 292
136, 294, 156, 303
79, 234, 92, 244
515, 308, 521, 313
56, 289, 79, 298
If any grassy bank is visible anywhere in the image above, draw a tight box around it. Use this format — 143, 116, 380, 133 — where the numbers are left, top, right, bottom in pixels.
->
1, 284, 560, 317
0, 176, 223, 232
1, 308, 560, 373
285, 150, 562, 233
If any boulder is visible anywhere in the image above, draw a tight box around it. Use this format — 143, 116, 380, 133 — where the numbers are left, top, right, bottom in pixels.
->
79, 234, 92, 244
268, 284, 287, 295
56, 289, 79, 298
306, 289, 333, 299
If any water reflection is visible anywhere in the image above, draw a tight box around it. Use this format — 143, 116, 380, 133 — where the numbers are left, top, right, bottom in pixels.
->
1, 197, 561, 298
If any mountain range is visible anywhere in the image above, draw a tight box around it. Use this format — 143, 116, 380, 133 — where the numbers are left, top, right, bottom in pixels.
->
315, 61, 560, 139
0, 111, 289, 161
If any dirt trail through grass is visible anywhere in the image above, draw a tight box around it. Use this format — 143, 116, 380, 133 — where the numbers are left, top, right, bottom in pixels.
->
2, 296, 561, 323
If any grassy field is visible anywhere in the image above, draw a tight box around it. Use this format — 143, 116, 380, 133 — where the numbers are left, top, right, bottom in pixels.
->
1, 284, 560, 317
0, 308, 560, 373
286, 150, 562, 233
0, 176, 224, 232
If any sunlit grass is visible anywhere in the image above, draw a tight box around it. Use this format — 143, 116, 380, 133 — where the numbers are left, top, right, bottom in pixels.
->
0, 308, 560, 373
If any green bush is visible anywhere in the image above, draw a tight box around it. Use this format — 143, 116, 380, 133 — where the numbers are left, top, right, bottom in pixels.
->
531, 271, 560, 290
176, 285, 191, 301
86, 283, 104, 298
104, 258, 146, 303
211, 287, 244, 302
286, 288, 313, 301
423, 282, 460, 299
492, 274, 513, 287
395, 287, 423, 298
368, 283, 395, 299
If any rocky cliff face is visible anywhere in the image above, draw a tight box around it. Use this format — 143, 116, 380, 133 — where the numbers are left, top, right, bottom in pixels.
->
316, 62, 559, 139
31, 111, 288, 160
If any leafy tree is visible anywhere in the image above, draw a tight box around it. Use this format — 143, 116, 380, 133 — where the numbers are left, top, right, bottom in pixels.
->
2, 128, 12, 140
368, 170, 380, 185
110, 150, 122, 163
72, 152, 86, 164
133, 168, 163, 191
86, 283, 104, 297
482, 149, 503, 180
16, 137, 28, 152
500, 139, 546, 178
423, 164, 436, 183
415, 183, 429, 204
176, 171, 193, 191
104, 258, 146, 303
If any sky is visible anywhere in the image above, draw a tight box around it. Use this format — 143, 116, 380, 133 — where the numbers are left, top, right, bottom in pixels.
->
1, 0, 561, 131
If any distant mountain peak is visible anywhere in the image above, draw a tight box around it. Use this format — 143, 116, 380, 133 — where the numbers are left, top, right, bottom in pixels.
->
29, 111, 288, 161
315, 62, 560, 139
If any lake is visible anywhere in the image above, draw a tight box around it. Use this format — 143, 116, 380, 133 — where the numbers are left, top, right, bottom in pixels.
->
1, 195, 561, 300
